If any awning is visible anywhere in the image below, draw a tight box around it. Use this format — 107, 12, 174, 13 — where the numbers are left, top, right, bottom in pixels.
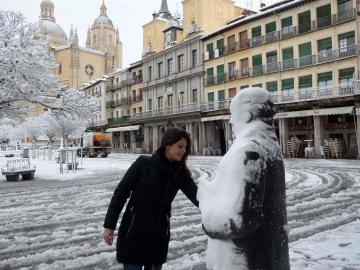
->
356, 108, 360, 116
106, 125, 141, 132
201, 115, 230, 122
274, 106, 354, 119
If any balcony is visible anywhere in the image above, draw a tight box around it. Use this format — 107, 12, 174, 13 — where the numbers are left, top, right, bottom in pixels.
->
106, 101, 114, 108
87, 120, 107, 128
131, 103, 201, 120
113, 98, 129, 107
205, 74, 227, 86
201, 99, 231, 112
107, 116, 131, 125
271, 81, 360, 104
203, 9, 356, 60
130, 75, 143, 86
129, 95, 143, 104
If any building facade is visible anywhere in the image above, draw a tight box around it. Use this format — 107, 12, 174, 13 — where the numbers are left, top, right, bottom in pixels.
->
202, 0, 360, 158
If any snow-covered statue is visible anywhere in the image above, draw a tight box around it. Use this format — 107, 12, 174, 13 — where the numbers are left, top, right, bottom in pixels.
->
198, 87, 290, 270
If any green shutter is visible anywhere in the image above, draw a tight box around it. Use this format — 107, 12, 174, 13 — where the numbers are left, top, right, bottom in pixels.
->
318, 71, 332, 82
298, 10, 311, 24
299, 42, 312, 56
339, 67, 355, 79
338, 0, 350, 4
298, 10, 311, 33
266, 81, 278, 92
217, 65, 224, 82
207, 43, 214, 58
299, 75, 312, 87
318, 38, 332, 51
338, 31, 355, 40
218, 90, 225, 101
281, 17, 292, 28
252, 54, 262, 66
252, 26, 261, 37
282, 48, 293, 60
317, 4, 331, 18
216, 38, 224, 55
207, 68, 214, 77
208, 92, 214, 102
266, 21, 276, 33
282, 78, 294, 90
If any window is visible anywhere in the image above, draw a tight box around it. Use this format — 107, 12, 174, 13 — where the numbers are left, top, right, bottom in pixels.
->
318, 71, 333, 96
317, 37, 333, 63
240, 58, 249, 76
252, 54, 263, 75
240, 85, 249, 89
282, 47, 294, 70
158, 62, 163, 78
217, 64, 225, 83
138, 107, 142, 113
218, 90, 225, 109
157, 96, 163, 109
251, 26, 262, 46
208, 92, 214, 110
192, 49, 197, 67
299, 42, 312, 66
298, 10, 311, 33
148, 99, 152, 111
133, 108, 136, 115
116, 111, 119, 118
179, 92, 185, 105
266, 81, 278, 92
192, 89, 198, 103
207, 67, 214, 85
167, 58, 173, 75
282, 78, 294, 90
266, 51, 278, 72
281, 16, 293, 36
228, 88, 236, 99
299, 75, 312, 98
316, 4, 331, 28
266, 21, 276, 33
148, 66, 152, 81
167, 94, 174, 107
339, 67, 355, 84
227, 35, 236, 52
239, 30, 249, 49
177, 54, 184, 72
216, 38, 224, 55
338, 31, 355, 57
253, 83, 262, 88
206, 43, 214, 59
228, 62, 236, 79
58, 63, 62, 74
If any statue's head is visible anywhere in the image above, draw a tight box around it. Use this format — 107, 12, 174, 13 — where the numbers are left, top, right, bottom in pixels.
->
230, 87, 276, 134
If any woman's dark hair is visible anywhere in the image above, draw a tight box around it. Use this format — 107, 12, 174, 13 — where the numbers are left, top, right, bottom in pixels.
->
157, 127, 191, 163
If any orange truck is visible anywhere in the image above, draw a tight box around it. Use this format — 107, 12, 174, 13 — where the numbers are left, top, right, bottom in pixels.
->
80, 132, 112, 157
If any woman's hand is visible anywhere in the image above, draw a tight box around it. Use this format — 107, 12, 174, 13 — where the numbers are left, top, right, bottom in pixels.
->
103, 228, 114, 245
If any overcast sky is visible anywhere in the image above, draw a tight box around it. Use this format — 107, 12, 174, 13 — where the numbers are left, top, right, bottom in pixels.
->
2, 0, 276, 67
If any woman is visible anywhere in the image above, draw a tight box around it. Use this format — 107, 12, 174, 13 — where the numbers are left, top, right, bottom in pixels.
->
103, 127, 198, 270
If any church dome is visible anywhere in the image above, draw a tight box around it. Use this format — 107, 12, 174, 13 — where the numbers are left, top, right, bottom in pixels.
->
33, 0, 67, 43
92, 1, 114, 28
34, 19, 68, 42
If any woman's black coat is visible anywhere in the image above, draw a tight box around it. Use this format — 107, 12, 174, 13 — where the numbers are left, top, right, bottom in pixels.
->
103, 152, 198, 265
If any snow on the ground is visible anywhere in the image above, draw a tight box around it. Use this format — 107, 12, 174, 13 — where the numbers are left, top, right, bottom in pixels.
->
0, 152, 360, 269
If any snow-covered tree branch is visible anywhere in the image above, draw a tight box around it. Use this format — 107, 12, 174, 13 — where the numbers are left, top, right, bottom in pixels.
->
0, 11, 100, 120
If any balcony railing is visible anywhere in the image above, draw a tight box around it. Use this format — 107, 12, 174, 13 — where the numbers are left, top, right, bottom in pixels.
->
131, 103, 201, 120
271, 81, 360, 104
130, 75, 143, 86
106, 101, 114, 108
129, 95, 143, 104
215, 45, 358, 81
205, 73, 227, 86
203, 9, 356, 61
201, 99, 231, 112
113, 98, 129, 107
87, 120, 107, 128
107, 116, 131, 125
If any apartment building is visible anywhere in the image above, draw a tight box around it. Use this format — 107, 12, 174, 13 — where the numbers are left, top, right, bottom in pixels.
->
203, 0, 360, 158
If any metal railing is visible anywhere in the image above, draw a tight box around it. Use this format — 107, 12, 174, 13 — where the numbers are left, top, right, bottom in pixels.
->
129, 95, 143, 104
271, 81, 360, 104
205, 44, 358, 83
131, 103, 201, 120
107, 116, 131, 125
203, 9, 356, 60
